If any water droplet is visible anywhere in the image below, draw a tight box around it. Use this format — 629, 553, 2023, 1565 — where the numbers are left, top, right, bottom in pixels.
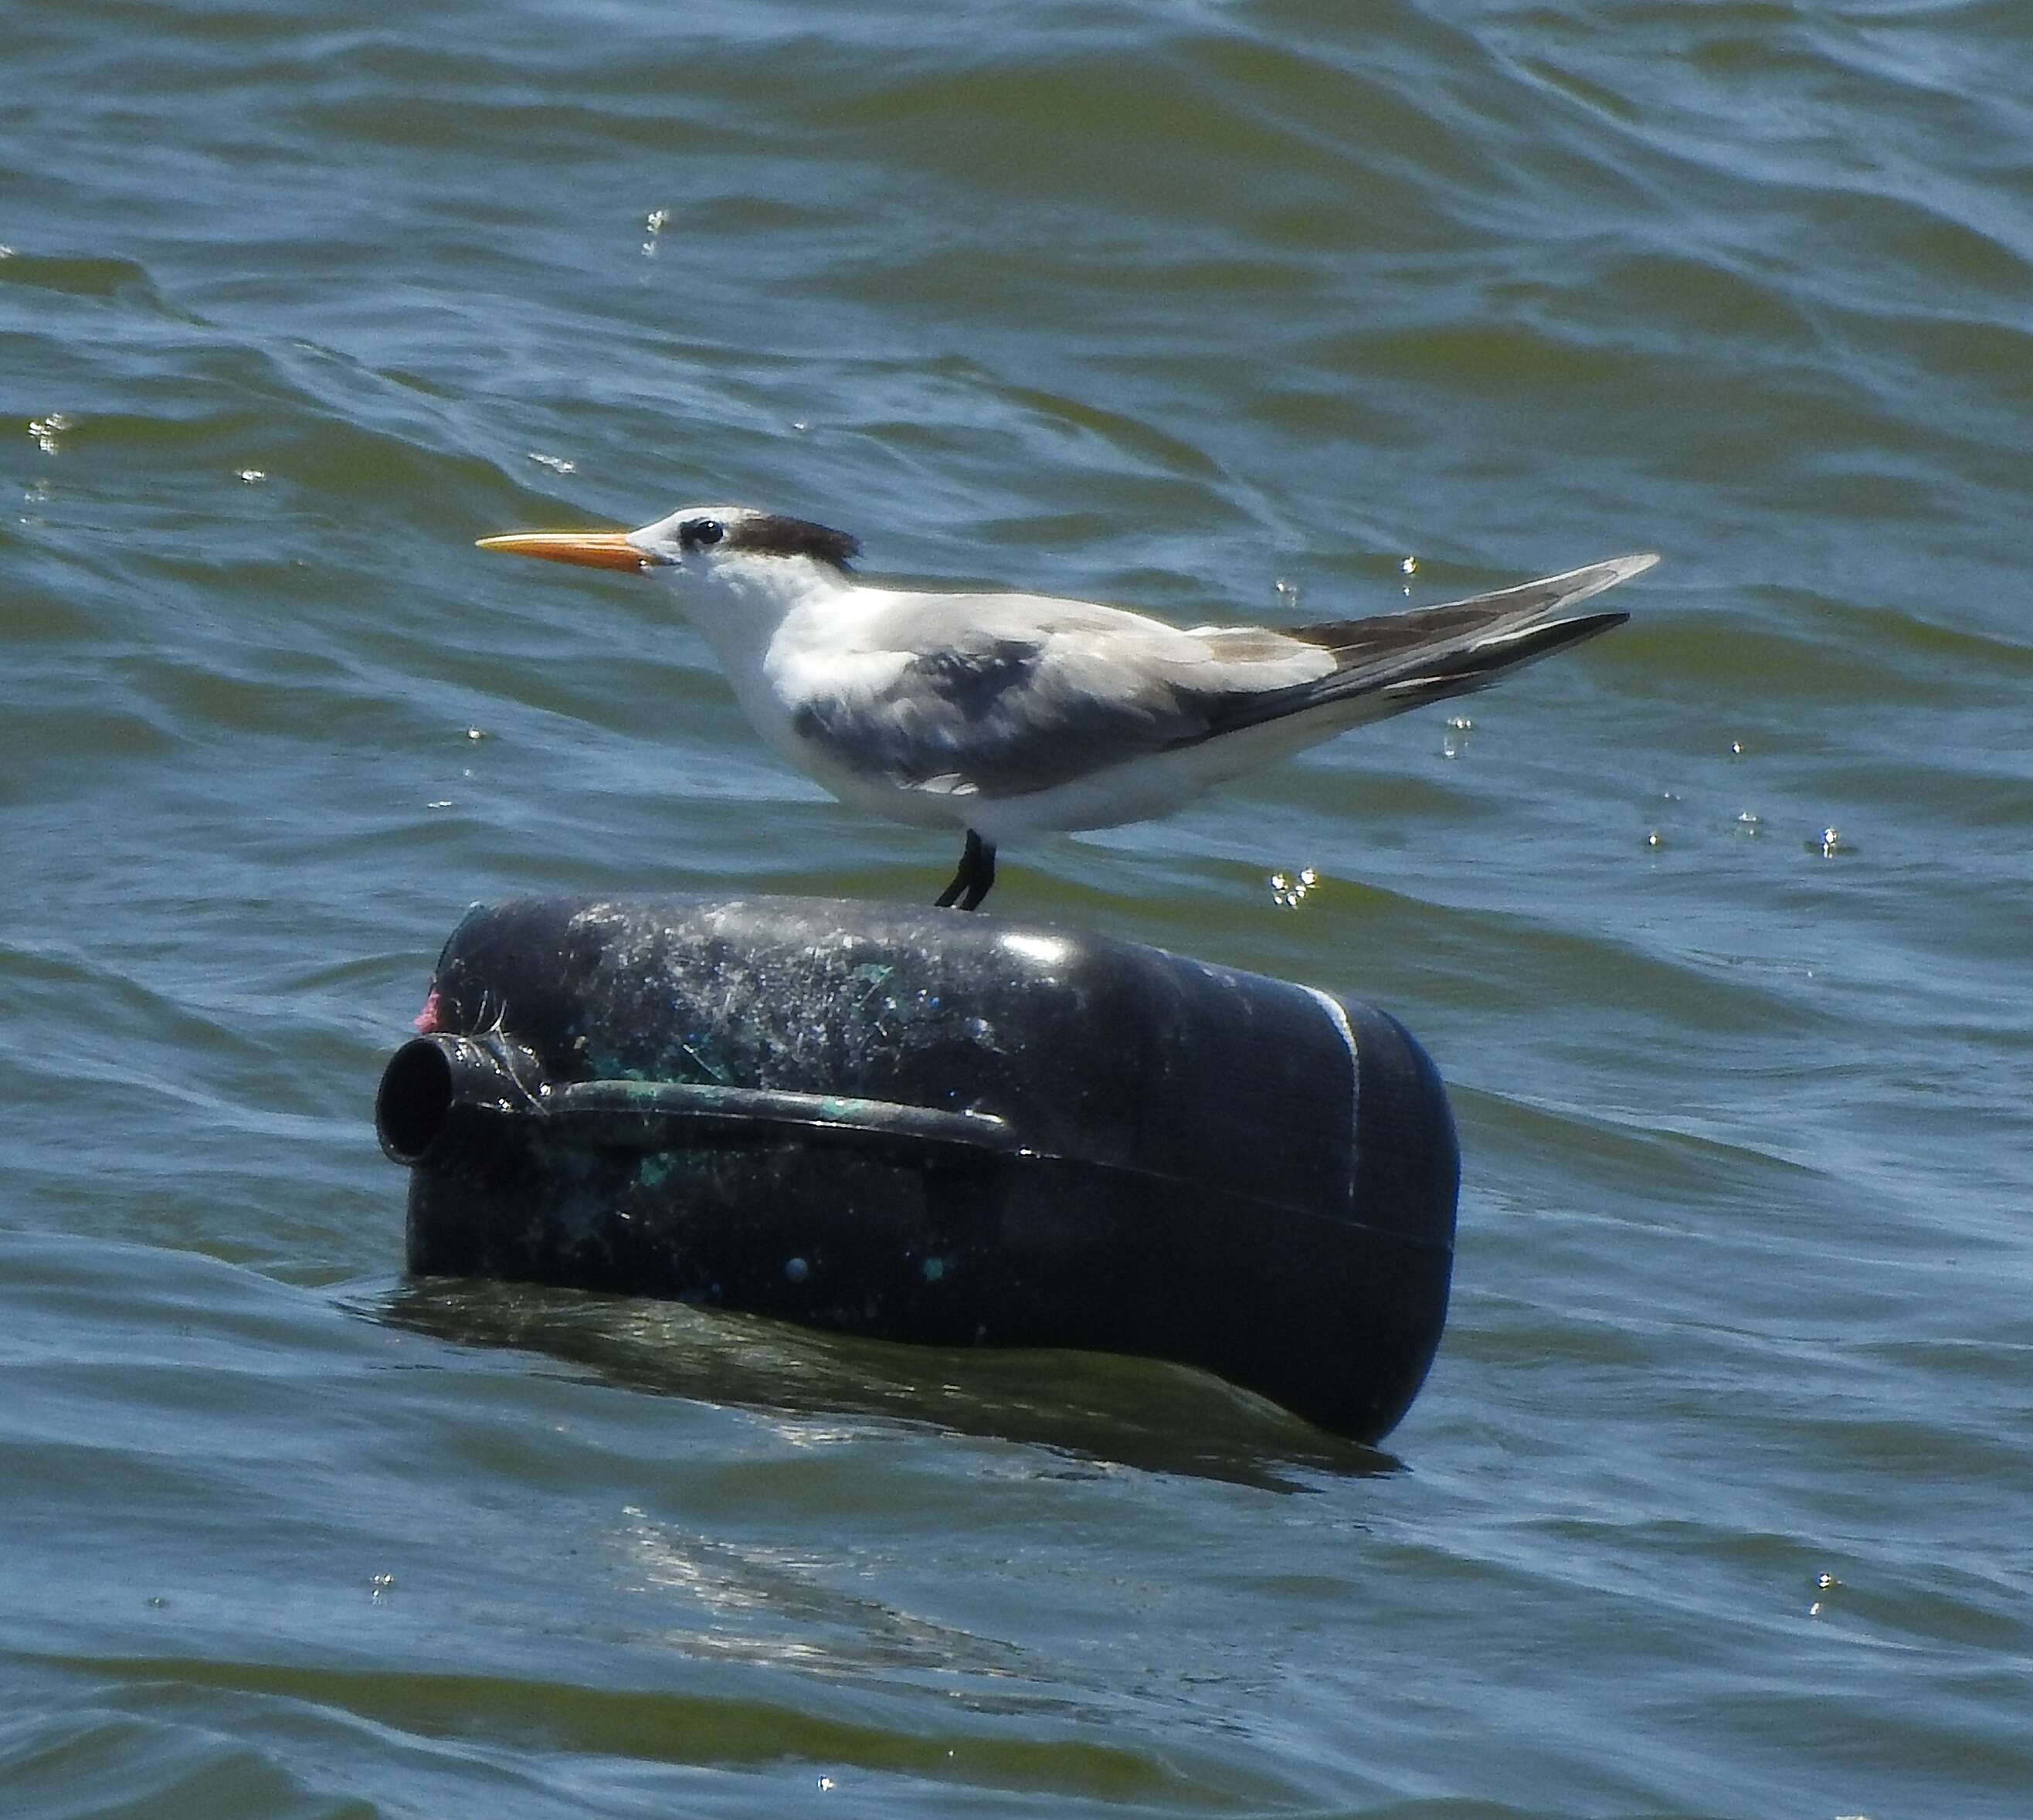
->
1269, 867, 1319, 908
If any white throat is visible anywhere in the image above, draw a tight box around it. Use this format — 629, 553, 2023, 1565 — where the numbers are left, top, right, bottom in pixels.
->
664, 552, 854, 674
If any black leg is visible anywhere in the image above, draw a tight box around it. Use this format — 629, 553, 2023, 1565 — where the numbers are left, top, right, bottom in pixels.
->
934, 829, 996, 911
958, 837, 996, 911
932, 828, 977, 908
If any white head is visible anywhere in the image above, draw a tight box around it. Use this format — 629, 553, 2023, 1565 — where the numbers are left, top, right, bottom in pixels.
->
478, 504, 860, 642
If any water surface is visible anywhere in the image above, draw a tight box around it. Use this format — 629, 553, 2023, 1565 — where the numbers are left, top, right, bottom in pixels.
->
5, 2, 2031, 1815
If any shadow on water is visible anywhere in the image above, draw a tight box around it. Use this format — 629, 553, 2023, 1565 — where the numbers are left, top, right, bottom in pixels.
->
369, 1277, 1400, 1493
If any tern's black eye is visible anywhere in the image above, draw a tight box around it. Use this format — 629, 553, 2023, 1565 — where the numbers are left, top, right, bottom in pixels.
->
678, 517, 725, 550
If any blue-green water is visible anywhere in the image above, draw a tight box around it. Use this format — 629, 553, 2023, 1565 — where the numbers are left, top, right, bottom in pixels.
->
5, 2, 2030, 1815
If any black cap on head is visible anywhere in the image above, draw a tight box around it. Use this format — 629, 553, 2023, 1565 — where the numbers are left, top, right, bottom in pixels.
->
721, 513, 860, 570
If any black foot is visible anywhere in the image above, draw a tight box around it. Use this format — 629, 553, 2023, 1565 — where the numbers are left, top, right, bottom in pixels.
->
933, 829, 997, 911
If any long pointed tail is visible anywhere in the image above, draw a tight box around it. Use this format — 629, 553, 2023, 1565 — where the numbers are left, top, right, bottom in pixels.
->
1203, 552, 1657, 738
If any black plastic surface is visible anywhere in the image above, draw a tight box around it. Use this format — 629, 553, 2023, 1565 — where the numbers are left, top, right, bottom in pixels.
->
382, 895, 1459, 1443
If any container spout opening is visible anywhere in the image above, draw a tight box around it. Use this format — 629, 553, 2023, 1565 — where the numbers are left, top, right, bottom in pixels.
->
376, 1037, 457, 1164
377, 1033, 545, 1165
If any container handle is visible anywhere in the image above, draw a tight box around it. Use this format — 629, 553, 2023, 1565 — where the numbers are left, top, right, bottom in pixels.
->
377, 1034, 1019, 1169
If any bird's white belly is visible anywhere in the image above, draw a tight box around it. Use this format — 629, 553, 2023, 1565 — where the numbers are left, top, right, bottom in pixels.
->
974, 711, 1362, 837
796, 696, 1380, 840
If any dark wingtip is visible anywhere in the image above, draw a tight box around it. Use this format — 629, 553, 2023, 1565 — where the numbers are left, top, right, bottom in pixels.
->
1526, 608, 1629, 649
1374, 609, 1631, 705
1474, 607, 1630, 665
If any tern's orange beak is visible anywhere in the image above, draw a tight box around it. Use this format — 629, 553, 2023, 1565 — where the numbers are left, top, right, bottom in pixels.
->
476, 530, 647, 572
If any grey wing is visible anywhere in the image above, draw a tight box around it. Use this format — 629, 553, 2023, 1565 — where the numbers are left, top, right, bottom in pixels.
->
786, 555, 1655, 794
788, 608, 1232, 798
1189, 552, 1658, 742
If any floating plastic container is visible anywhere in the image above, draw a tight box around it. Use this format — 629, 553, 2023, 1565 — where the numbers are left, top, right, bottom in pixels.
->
378, 896, 1458, 1444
